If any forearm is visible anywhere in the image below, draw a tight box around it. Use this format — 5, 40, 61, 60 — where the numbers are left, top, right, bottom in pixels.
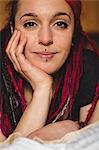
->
14, 86, 52, 137
27, 120, 79, 141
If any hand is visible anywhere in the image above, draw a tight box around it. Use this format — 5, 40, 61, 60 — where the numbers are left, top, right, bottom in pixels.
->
27, 120, 79, 141
6, 30, 53, 136
6, 30, 53, 90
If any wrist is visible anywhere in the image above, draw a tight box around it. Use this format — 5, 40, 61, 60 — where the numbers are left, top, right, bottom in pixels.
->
35, 78, 53, 91
34, 86, 52, 98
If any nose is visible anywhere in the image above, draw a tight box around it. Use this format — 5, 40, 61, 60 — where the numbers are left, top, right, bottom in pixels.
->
38, 27, 53, 46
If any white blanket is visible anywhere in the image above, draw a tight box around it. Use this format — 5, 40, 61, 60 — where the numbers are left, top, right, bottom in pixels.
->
0, 121, 99, 150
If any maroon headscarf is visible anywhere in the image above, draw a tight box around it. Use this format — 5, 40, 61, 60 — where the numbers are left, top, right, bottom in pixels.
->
66, 0, 81, 21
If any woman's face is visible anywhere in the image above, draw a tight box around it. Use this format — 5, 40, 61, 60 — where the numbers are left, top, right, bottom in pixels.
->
15, 0, 74, 74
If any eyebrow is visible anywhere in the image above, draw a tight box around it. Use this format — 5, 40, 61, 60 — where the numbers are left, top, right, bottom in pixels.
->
53, 12, 71, 20
20, 13, 37, 20
20, 12, 71, 20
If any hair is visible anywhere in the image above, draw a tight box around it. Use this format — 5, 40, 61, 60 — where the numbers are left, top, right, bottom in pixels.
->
7, 0, 18, 29
1, 0, 99, 137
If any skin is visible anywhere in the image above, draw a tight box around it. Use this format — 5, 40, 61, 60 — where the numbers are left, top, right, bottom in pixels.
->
27, 120, 79, 141
14, 0, 74, 74
0, 0, 99, 141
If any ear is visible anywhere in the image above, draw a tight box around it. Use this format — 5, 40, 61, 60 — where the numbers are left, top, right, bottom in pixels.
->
10, 21, 14, 34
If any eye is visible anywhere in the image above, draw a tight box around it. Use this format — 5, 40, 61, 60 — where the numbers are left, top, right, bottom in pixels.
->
54, 21, 68, 29
23, 21, 37, 28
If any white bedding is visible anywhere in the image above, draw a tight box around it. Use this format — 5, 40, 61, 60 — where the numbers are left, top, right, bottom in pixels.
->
0, 121, 99, 150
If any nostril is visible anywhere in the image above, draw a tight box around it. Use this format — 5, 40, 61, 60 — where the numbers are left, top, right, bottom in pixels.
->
39, 40, 53, 46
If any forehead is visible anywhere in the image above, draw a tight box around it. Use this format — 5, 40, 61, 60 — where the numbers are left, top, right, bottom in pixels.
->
16, 0, 73, 17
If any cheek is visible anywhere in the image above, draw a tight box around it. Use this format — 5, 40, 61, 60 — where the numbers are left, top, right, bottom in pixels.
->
54, 29, 73, 50
55, 31, 73, 57
58, 48, 70, 68
24, 33, 37, 53
54, 31, 73, 66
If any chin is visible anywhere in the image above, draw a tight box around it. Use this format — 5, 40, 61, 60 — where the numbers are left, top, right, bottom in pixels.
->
39, 66, 58, 74
41, 69, 55, 74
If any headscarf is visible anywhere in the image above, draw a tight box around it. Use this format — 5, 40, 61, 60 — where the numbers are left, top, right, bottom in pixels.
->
67, 0, 81, 16
66, 0, 81, 26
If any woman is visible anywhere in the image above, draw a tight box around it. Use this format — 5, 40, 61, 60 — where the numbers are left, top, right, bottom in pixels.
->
0, 0, 99, 141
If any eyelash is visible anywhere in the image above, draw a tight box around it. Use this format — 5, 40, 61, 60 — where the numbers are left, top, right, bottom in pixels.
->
23, 20, 68, 29
54, 21, 68, 29
23, 21, 37, 28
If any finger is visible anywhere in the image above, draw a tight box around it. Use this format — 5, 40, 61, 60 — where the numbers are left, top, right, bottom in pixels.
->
15, 39, 36, 83
6, 30, 19, 64
15, 37, 27, 71
16, 34, 27, 55
9, 31, 21, 71
16, 53, 41, 87
15, 35, 51, 88
6, 30, 17, 54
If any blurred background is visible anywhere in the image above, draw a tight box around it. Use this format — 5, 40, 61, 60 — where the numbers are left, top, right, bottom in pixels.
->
0, 0, 99, 45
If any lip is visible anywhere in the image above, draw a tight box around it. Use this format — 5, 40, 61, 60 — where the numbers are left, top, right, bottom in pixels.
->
33, 51, 57, 59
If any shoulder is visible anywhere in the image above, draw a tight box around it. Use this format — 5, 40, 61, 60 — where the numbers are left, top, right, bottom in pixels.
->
71, 49, 99, 120
82, 49, 99, 85
70, 49, 99, 120
82, 49, 99, 89
83, 49, 99, 76
76, 49, 99, 107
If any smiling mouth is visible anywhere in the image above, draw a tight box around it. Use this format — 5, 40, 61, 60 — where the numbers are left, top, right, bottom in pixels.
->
33, 52, 57, 60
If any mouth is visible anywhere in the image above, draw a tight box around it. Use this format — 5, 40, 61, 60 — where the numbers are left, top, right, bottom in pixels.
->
33, 51, 57, 60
